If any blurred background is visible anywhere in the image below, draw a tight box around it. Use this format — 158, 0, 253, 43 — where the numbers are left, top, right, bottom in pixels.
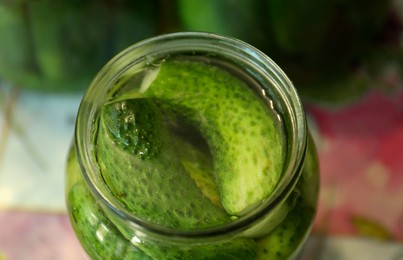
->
0, 0, 402, 259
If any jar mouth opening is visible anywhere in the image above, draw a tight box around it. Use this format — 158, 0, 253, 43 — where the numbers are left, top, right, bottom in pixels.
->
75, 32, 307, 239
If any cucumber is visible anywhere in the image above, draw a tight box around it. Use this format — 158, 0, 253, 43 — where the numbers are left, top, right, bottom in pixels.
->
147, 238, 257, 260
96, 98, 231, 230
168, 115, 222, 206
255, 197, 315, 260
67, 181, 151, 259
142, 59, 285, 215
67, 144, 148, 259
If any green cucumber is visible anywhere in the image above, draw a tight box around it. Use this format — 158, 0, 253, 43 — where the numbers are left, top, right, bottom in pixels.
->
66, 145, 149, 259
169, 117, 222, 206
255, 197, 315, 260
142, 59, 285, 215
96, 98, 230, 230
147, 238, 257, 260
68, 181, 151, 260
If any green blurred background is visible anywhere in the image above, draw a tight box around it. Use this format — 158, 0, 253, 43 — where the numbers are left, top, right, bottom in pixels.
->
0, 0, 401, 107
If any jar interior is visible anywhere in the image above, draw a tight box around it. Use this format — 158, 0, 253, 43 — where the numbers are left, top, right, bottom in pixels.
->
75, 32, 307, 239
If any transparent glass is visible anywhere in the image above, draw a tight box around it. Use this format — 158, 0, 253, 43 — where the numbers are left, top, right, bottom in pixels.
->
66, 32, 319, 259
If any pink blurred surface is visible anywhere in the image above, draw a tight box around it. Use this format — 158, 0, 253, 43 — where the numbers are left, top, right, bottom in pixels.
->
309, 90, 403, 240
0, 211, 88, 260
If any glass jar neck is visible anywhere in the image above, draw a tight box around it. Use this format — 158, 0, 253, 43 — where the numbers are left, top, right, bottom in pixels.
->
74, 32, 307, 242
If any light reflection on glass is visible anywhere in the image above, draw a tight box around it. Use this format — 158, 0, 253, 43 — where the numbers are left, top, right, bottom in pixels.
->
131, 235, 142, 245
88, 212, 99, 226
96, 223, 109, 242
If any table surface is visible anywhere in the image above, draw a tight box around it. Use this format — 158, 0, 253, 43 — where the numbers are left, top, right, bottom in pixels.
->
0, 83, 402, 259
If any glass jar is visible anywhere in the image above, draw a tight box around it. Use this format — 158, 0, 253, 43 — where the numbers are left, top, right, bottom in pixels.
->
66, 32, 319, 259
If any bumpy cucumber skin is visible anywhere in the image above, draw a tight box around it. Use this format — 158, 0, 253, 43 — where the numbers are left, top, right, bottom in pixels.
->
171, 125, 221, 206
69, 178, 256, 260
66, 60, 318, 259
256, 134, 319, 259
255, 198, 315, 260
94, 98, 258, 259
68, 182, 151, 260
67, 138, 317, 260
67, 145, 256, 260
97, 98, 231, 230
143, 60, 285, 215
66, 148, 150, 260
130, 237, 256, 260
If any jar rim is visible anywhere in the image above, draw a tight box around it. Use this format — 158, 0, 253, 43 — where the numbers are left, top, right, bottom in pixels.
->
74, 31, 307, 240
